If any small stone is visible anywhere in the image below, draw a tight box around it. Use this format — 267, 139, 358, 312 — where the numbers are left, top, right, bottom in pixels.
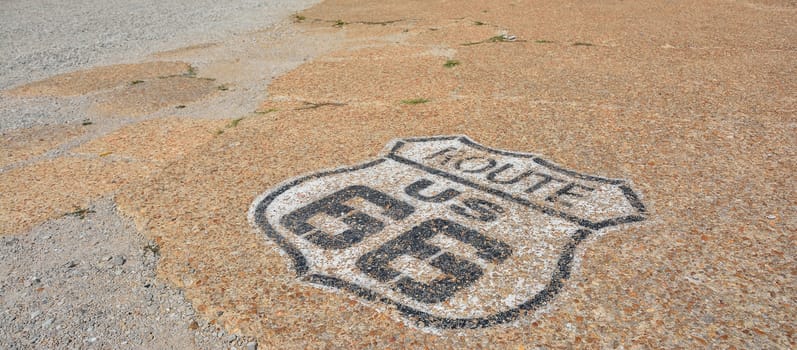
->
188, 321, 199, 330
227, 334, 237, 342
111, 255, 126, 266
88, 337, 98, 343
766, 214, 776, 220
247, 341, 258, 350
42, 318, 55, 328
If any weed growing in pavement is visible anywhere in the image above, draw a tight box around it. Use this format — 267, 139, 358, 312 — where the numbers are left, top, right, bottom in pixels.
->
573, 42, 593, 46
334, 20, 346, 28
228, 117, 244, 128
185, 65, 197, 77
535, 40, 555, 44
294, 14, 306, 22
64, 207, 95, 219
402, 98, 430, 105
254, 108, 278, 115
217, 84, 229, 91
491, 34, 516, 42
296, 102, 345, 110
131, 80, 144, 85
443, 60, 461, 68
473, 21, 485, 26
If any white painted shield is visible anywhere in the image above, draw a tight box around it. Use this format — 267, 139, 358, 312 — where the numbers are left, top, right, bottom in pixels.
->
250, 136, 646, 329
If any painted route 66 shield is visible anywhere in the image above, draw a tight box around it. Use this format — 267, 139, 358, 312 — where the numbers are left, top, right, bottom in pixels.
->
249, 136, 646, 329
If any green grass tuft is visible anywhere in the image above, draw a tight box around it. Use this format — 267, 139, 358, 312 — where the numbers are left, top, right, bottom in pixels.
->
254, 108, 278, 115
573, 42, 593, 46
401, 98, 430, 105
443, 60, 460, 68
185, 65, 197, 77
227, 117, 244, 128
64, 207, 95, 219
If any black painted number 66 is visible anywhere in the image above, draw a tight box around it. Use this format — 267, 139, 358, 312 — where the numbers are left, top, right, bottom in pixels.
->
281, 185, 512, 304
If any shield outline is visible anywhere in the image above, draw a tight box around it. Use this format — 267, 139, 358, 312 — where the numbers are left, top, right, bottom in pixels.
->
250, 135, 646, 329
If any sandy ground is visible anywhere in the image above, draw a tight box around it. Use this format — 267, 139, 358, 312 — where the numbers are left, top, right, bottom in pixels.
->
1, 0, 796, 348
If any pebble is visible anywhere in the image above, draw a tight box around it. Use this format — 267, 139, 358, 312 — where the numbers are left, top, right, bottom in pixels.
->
247, 341, 258, 350
42, 318, 54, 328
111, 255, 126, 266
766, 214, 776, 220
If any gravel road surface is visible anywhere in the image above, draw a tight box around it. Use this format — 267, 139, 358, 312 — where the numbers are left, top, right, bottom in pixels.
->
0, 0, 318, 90
0, 198, 258, 349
